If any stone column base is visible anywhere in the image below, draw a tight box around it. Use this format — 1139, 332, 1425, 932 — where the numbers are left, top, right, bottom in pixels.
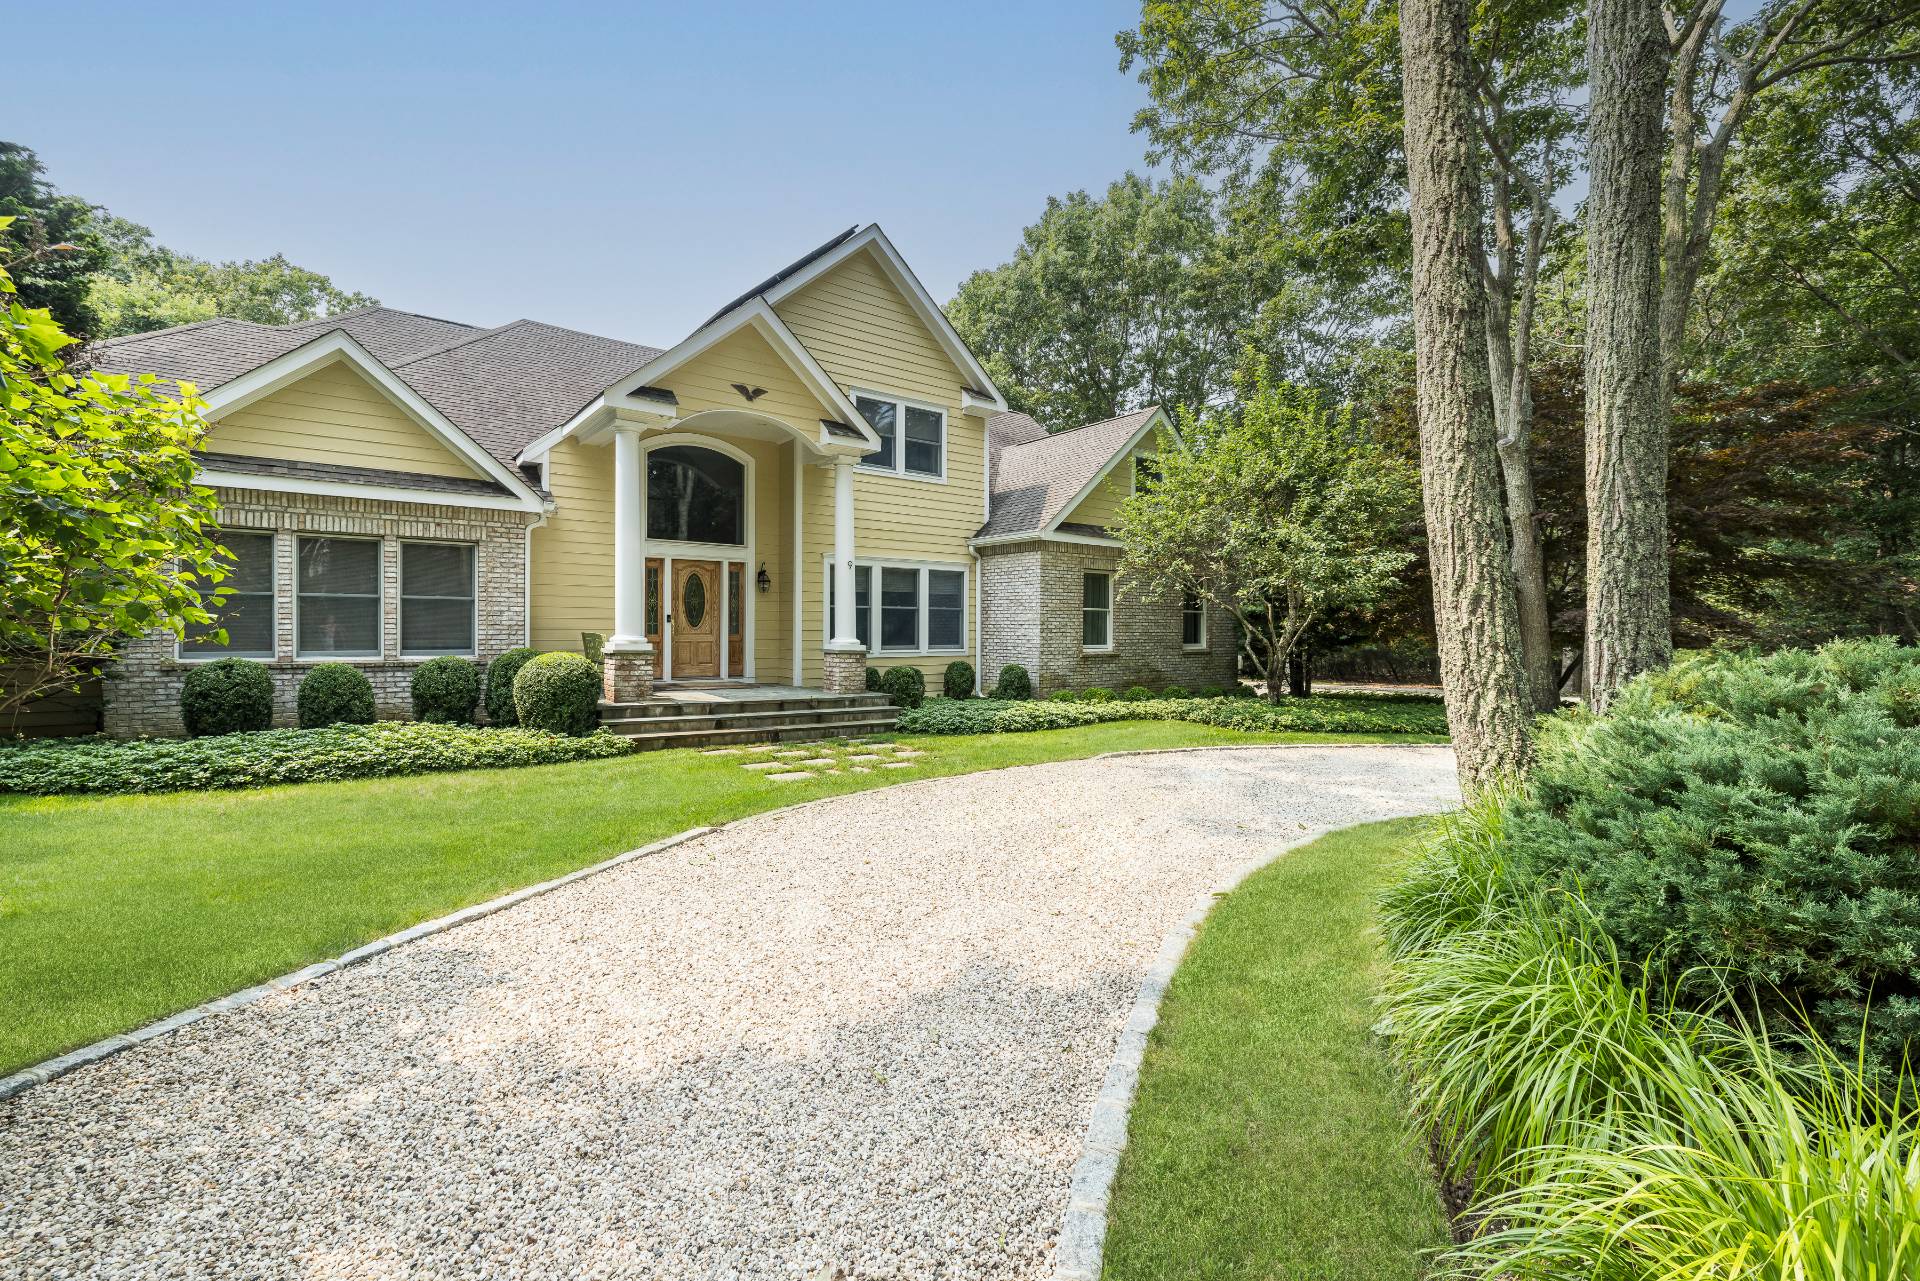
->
602, 649, 655, 703
821, 647, 868, 695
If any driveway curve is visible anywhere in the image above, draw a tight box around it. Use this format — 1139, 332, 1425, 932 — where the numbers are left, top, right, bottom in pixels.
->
2, 745, 1459, 1280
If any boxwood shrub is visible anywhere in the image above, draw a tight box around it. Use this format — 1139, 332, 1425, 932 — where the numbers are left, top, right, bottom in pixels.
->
1082, 687, 1117, 703
1162, 685, 1190, 700
992, 663, 1033, 701
485, 647, 538, 726
0, 722, 630, 796
1196, 685, 1226, 699
411, 656, 481, 724
942, 660, 976, 701
180, 658, 274, 737
1122, 685, 1155, 701
1047, 689, 1080, 702
866, 665, 882, 692
296, 663, 375, 728
513, 651, 602, 736
879, 665, 925, 710
1505, 639, 1920, 1072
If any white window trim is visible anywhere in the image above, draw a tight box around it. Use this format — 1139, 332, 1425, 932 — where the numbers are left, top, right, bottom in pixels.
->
293, 534, 384, 660
1181, 591, 1208, 652
1083, 571, 1114, 653
851, 389, 949, 484
821, 555, 969, 656
177, 529, 279, 662
398, 539, 479, 659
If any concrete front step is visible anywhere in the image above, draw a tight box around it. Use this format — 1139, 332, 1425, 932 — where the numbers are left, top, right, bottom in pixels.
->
613, 715, 903, 752
599, 693, 893, 720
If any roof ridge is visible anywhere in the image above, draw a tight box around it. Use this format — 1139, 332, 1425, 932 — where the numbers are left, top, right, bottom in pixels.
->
507, 318, 663, 351
390, 320, 531, 368
698, 225, 862, 331
88, 317, 252, 347
284, 303, 478, 332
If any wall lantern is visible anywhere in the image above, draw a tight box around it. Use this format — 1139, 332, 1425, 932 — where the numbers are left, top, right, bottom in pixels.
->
756, 563, 772, 593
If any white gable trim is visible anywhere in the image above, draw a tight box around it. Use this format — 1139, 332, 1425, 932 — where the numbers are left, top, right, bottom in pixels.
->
595, 298, 882, 453
970, 529, 1123, 551
763, 226, 1009, 414
201, 331, 544, 509
1042, 408, 1178, 536
200, 468, 541, 512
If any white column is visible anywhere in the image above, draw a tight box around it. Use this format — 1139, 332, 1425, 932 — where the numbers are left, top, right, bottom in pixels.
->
608, 423, 651, 652
828, 456, 860, 648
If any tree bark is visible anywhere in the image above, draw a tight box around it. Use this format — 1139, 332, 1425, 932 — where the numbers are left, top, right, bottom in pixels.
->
1400, 0, 1535, 790
1583, 0, 1673, 710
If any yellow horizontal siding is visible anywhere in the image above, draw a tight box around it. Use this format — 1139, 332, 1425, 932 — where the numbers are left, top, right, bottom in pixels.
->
206, 362, 483, 479
1059, 429, 1166, 530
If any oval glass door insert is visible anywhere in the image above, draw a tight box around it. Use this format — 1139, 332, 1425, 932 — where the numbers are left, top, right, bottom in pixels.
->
682, 571, 707, 629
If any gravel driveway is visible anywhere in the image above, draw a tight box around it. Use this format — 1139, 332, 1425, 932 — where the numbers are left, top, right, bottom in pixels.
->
1, 745, 1459, 1280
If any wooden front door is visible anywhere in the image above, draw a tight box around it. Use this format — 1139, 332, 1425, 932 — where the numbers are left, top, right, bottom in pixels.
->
671, 559, 722, 678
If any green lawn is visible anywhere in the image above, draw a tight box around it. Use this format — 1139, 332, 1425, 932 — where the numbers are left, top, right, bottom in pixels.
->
0, 722, 1440, 1074
1102, 818, 1451, 1280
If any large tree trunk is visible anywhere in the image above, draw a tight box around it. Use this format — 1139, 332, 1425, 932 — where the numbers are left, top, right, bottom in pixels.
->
1399, 0, 1534, 791
1582, 0, 1672, 711
1486, 290, 1559, 712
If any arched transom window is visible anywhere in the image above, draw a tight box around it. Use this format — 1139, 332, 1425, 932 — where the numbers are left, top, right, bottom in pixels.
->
647, 445, 745, 545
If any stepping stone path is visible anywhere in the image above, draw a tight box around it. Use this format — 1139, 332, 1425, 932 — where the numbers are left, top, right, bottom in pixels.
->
742, 738, 929, 782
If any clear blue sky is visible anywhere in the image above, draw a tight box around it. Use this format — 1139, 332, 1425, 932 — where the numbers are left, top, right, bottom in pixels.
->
14, 1, 1152, 343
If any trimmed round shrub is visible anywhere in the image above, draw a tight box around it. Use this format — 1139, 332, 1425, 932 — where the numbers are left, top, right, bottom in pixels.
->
1227, 681, 1258, 697
296, 663, 375, 728
992, 663, 1033, 701
1122, 685, 1155, 702
865, 665, 882, 692
1508, 639, 1920, 1074
411, 656, 481, 724
180, 658, 274, 737
1047, 689, 1080, 702
878, 665, 926, 710
1082, 687, 1117, 703
485, 647, 539, 726
1162, 685, 1191, 700
1196, 685, 1226, 699
942, 660, 976, 701
513, 651, 602, 736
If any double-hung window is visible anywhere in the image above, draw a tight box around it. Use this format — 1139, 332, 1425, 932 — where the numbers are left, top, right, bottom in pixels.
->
1181, 590, 1206, 649
1082, 572, 1113, 651
182, 531, 276, 658
826, 560, 966, 654
297, 536, 382, 658
401, 542, 476, 656
854, 392, 945, 479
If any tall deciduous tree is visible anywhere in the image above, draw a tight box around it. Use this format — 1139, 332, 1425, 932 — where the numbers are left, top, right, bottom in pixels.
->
0, 142, 107, 338
1107, 368, 1418, 703
1400, 0, 1536, 787
0, 229, 230, 721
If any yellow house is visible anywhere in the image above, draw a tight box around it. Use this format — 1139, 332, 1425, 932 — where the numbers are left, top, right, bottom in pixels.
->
92, 226, 1235, 740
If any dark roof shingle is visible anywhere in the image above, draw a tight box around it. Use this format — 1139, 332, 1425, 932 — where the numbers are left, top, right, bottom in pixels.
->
980, 407, 1161, 538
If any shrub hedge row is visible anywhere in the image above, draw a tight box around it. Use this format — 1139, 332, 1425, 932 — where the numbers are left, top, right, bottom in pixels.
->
896, 691, 1448, 737
0, 722, 631, 796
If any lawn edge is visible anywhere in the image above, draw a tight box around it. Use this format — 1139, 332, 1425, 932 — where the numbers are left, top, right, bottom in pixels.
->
1, 740, 1452, 1106
1050, 802, 1450, 1281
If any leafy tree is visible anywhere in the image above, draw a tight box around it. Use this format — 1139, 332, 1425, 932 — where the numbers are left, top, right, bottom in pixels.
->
1108, 366, 1419, 707
87, 215, 376, 337
946, 174, 1252, 429
0, 226, 229, 721
0, 142, 106, 338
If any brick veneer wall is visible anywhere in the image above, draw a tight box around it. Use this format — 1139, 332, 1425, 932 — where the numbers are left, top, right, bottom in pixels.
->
103, 486, 538, 738
982, 538, 1239, 697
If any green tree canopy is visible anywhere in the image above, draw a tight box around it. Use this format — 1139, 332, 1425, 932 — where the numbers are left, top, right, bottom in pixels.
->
1109, 365, 1419, 700
0, 223, 230, 719
0, 142, 108, 338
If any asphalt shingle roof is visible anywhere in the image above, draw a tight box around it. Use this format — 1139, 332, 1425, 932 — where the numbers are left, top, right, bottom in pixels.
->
88, 309, 662, 477
197, 451, 516, 498
980, 407, 1160, 538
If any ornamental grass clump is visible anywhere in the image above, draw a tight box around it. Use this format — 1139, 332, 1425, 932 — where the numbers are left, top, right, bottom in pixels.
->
179, 657, 274, 737
295, 663, 375, 728
484, 647, 538, 726
512, 651, 602, 736
410, 656, 480, 724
